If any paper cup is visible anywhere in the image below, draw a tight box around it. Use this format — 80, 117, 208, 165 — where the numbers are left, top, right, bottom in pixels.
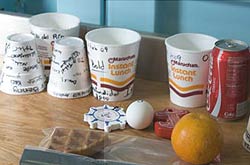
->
29, 13, 80, 77
0, 33, 46, 95
86, 28, 141, 101
247, 115, 250, 133
165, 33, 217, 107
47, 37, 91, 99
243, 132, 250, 152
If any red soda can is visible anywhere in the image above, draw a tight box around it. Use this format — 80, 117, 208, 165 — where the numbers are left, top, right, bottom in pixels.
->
207, 39, 250, 120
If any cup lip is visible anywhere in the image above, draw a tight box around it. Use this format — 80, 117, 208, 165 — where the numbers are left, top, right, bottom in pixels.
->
165, 33, 218, 53
7, 33, 35, 44
54, 37, 84, 50
85, 27, 141, 47
29, 12, 80, 31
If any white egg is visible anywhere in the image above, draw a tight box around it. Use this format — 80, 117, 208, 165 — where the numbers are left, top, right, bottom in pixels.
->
126, 100, 154, 130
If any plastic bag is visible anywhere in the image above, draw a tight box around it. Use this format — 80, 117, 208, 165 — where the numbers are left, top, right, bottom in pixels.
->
39, 127, 220, 165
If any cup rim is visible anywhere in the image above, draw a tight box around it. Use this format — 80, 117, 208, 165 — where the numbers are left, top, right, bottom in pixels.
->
29, 12, 80, 31
7, 33, 35, 44
54, 37, 84, 50
85, 27, 141, 47
165, 33, 218, 53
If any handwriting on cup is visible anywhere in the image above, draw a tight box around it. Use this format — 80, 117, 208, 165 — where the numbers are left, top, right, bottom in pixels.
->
92, 83, 133, 100
91, 60, 104, 71
27, 75, 44, 84
31, 31, 64, 40
13, 86, 39, 94
13, 45, 33, 52
62, 78, 77, 85
88, 43, 108, 53
5, 43, 10, 54
23, 64, 38, 72
12, 59, 28, 66
10, 80, 22, 86
5, 66, 13, 70
60, 51, 80, 74
8, 51, 36, 58
93, 86, 121, 101
50, 88, 91, 98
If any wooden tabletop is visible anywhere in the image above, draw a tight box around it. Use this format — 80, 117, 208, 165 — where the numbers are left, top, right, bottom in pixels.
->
0, 78, 249, 164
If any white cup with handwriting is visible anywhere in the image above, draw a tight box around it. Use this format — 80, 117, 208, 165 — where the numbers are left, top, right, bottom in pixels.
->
85, 28, 141, 101
0, 33, 46, 95
47, 37, 91, 99
165, 33, 217, 107
29, 13, 80, 77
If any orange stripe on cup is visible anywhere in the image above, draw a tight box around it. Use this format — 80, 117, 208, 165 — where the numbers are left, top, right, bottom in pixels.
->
169, 78, 204, 92
42, 59, 51, 65
100, 74, 135, 86
91, 73, 97, 80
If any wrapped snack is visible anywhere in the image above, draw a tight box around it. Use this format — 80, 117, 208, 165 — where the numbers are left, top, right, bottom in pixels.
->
40, 127, 108, 156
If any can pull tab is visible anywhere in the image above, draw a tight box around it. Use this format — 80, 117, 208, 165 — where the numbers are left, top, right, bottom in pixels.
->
225, 41, 237, 48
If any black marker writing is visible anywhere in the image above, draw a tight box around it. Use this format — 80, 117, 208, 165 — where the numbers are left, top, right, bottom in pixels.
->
91, 60, 104, 71
72, 89, 91, 98
5, 43, 10, 54
8, 51, 36, 58
10, 80, 22, 86
124, 84, 133, 97
27, 75, 43, 84
23, 64, 38, 72
12, 59, 28, 66
13, 45, 33, 52
62, 78, 77, 85
6, 66, 13, 70
13, 86, 39, 93
53, 33, 64, 40
41, 34, 49, 40
100, 47, 108, 53
51, 92, 70, 98
60, 51, 80, 73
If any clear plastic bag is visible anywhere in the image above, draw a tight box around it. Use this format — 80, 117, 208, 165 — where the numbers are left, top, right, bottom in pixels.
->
39, 127, 220, 165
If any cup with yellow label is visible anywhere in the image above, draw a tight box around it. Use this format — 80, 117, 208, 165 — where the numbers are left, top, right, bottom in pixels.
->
165, 33, 217, 107
85, 28, 141, 101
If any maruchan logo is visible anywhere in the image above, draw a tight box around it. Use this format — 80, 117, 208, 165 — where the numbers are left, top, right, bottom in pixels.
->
171, 60, 199, 68
202, 54, 209, 62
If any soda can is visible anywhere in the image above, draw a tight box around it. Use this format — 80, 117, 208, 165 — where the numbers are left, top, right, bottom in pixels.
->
207, 39, 250, 120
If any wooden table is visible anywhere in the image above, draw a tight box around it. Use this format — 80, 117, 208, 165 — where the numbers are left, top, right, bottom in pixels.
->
0, 78, 249, 164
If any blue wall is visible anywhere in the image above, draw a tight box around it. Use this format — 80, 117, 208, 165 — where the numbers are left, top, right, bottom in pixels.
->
1, 0, 250, 43
106, 0, 155, 32
0, 0, 57, 13
0, 0, 17, 11
57, 0, 104, 25
23, 0, 57, 14
158, 1, 250, 43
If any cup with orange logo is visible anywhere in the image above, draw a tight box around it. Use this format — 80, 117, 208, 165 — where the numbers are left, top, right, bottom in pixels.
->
165, 33, 217, 107
85, 28, 141, 101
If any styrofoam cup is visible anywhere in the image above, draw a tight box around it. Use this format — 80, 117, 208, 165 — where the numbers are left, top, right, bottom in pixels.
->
0, 33, 46, 95
85, 27, 141, 101
29, 13, 80, 77
247, 115, 250, 134
47, 37, 91, 99
165, 33, 217, 107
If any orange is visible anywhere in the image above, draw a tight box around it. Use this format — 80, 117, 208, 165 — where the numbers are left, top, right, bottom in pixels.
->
171, 112, 223, 165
